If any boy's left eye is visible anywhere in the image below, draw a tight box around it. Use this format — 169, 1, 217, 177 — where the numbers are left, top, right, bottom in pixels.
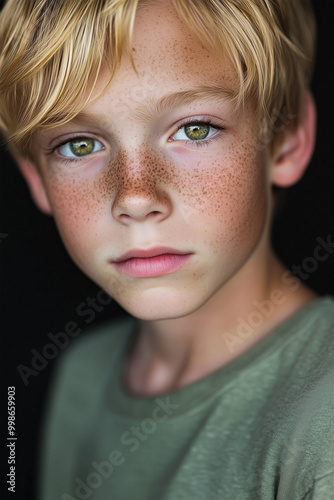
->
58, 138, 104, 158
170, 122, 221, 142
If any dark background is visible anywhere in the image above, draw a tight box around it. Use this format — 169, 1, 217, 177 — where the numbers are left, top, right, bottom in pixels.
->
0, 1, 333, 499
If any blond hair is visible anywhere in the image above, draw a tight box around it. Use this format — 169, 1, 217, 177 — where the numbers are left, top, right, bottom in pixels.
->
0, 0, 316, 158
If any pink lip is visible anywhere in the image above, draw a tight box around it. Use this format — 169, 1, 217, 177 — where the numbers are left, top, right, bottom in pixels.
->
113, 247, 192, 278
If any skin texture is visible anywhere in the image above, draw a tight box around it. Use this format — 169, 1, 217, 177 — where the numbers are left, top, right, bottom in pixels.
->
18, 1, 317, 395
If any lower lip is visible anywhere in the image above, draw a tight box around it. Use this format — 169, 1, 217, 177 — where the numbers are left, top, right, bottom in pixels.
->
113, 254, 192, 278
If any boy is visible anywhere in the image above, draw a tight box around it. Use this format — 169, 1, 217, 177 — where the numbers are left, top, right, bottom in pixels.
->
0, 0, 333, 499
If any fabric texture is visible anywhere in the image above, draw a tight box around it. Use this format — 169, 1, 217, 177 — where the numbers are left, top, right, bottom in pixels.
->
39, 297, 334, 500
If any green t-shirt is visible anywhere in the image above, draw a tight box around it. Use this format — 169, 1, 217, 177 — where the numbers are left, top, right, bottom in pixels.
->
39, 297, 334, 500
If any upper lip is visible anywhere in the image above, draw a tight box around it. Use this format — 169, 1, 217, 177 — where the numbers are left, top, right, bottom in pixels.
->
113, 246, 191, 263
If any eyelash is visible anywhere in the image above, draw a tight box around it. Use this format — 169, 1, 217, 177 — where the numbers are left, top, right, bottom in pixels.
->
48, 119, 225, 165
171, 119, 225, 148
46, 136, 104, 166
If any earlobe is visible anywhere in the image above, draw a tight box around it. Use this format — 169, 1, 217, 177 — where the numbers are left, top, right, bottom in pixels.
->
271, 92, 316, 187
16, 157, 53, 215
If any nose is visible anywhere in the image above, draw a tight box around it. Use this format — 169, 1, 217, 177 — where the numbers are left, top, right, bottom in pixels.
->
112, 192, 170, 224
111, 155, 172, 225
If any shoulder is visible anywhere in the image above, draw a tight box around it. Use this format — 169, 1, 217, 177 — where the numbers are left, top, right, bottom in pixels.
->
290, 296, 334, 388
54, 314, 136, 381
273, 297, 334, 498
276, 382, 334, 499
279, 296, 334, 371
38, 315, 137, 499
291, 295, 334, 333
43, 314, 136, 425
274, 297, 334, 428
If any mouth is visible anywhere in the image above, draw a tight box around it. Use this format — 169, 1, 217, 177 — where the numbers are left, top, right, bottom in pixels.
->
112, 246, 193, 278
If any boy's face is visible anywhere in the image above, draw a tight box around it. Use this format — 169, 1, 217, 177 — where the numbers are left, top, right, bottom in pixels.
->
30, 1, 272, 320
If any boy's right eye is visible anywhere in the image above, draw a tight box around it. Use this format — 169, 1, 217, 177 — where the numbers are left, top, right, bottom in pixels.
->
58, 137, 104, 158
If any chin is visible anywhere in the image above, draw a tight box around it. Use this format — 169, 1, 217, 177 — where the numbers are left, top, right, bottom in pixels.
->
114, 287, 207, 322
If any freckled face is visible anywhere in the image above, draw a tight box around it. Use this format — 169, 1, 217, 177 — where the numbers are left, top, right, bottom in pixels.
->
34, 1, 271, 320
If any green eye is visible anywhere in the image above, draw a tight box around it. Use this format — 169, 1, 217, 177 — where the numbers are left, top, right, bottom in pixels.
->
172, 122, 216, 142
184, 124, 210, 140
70, 138, 95, 156
59, 137, 104, 158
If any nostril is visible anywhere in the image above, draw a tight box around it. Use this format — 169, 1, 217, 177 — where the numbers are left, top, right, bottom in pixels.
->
118, 213, 132, 222
112, 194, 171, 224
147, 210, 164, 219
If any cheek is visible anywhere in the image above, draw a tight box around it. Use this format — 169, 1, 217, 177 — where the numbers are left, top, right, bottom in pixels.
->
216, 144, 268, 244
168, 143, 268, 250
43, 175, 106, 265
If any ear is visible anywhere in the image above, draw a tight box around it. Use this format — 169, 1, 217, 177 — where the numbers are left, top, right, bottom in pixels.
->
16, 157, 53, 215
271, 92, 316, 187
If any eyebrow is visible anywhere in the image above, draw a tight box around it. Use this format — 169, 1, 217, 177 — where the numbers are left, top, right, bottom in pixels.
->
67, 112, 103, 129
133, 85, 237, 121
71, 84, 237, 126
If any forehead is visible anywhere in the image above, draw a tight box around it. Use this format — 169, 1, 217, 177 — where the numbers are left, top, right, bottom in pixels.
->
96, 0, 238, 107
